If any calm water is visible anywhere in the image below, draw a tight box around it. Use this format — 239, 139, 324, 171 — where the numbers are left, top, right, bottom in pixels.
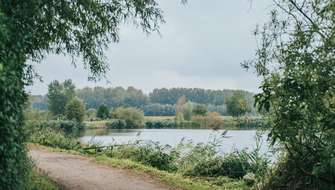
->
80, 129, 270, 154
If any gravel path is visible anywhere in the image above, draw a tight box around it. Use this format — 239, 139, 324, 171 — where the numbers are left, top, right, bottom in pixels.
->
29, 148, 172, 190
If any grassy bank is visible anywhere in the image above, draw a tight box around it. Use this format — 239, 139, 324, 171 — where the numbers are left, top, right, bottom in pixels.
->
28, 169, 59, 190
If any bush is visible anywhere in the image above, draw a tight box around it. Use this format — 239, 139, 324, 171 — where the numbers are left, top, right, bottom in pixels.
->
25, 120, 85, 135
111, 107, 144, 128
29, 126, 81, 150
192, 112, 224, 129
97, 104, 110, 119
106, 143, 177, 171
106, 119, 127, 129
192, 104, 208, 116
183, 150, 266, 179
260, 155, 335, 190
65, 98, 85, 123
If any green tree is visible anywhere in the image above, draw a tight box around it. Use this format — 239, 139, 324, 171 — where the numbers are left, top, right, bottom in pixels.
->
65, 98, 85, 123
226, 91, 251, 117
111, 107, 145, 128
245, 0, 335, 188
97, 104, 110, 119
192, 104, 208, 116
47, 80, 75, 116
0, 1, 163, 189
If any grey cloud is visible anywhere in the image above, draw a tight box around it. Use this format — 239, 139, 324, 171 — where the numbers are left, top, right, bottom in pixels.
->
27, 0, 271, 95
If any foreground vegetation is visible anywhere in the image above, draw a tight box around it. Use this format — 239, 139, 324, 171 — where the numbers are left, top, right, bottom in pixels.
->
27, 170, 58, 190
28, 123, 271, 190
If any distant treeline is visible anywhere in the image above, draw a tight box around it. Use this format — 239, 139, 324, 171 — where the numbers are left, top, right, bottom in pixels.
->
30, 86, 255, 116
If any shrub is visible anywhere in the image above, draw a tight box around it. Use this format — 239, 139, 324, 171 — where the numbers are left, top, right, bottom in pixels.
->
183, 150, 263, 179
106, 119, 127, 129
97, 104, 110, 119
65, 98, 85, 123
29, 126, 81, 150
111, 107, 144, 128
106, 143, 177, 171
192, 104, 208, 116
25, 120, 85, 135
192, 112, 224, 129
174, 136, 269, 180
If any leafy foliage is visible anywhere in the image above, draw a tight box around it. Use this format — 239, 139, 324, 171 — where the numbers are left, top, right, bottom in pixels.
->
65, 98, 85, 123
111, 107, 145, 128
226, 91, 252, 117
47, 80, 75, 116
1, 0, 163, 188
245, 0, 335, 188
28, 123, 81, 150
192, 104, 208, 116
97, 104, 110, 119
106, 119, 127, 129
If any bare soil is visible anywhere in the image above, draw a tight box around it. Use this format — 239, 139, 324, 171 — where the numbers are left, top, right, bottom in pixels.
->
29, 147, 172, 190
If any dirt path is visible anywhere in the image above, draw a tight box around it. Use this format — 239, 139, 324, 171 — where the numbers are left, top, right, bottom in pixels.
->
29, 148, 172, 190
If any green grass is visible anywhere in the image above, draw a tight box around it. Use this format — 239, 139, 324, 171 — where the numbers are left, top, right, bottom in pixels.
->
28, 169, 59, 190
94, 156, 248, 190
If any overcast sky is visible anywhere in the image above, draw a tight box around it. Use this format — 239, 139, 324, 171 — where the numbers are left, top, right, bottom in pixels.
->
27, 0, 272, 95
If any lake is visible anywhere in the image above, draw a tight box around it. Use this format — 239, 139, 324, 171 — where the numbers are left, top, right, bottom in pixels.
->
80, 129, 270, 155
